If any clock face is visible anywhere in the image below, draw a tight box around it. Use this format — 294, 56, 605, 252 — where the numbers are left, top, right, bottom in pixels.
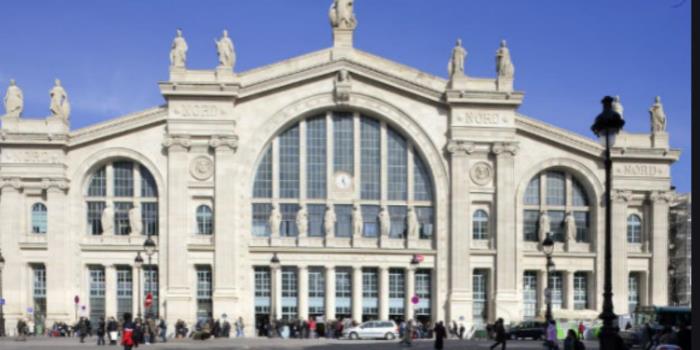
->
335, 172, 352, 190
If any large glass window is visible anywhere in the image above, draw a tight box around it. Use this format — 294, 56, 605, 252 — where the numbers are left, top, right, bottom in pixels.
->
416, 207, 434, 239
546, 172, 566, 206
143, 266, 159, 317
279, 125, 300, 199
252, 204, 272, 237
89, 266, 106, 324
548, 210, 566, 242
360, 117, 381, 200
281, 267, 298, 320
308, 268, 325, 316
473, 270, 487, 325
362, 268, 378, 318
31, 203, 47, 234
253, 147, 272, 198
387, 129, 407, 200
116, 267, 133, 318
307, 204, 325, 237
573, 272, 588, 310
415, 270, 432, 317
472, 210, 489, 240
627, 215, 642, 243
254, 267, 271, 315
362, 205, 380, 237
307, 117, 327, 199
523, 210, 540, 242
549, 272, 563, 310
574, 211, 589, 242
334, 205, 352, 237
389, 269, 405, 317
389, 206, 407, 238
280, 204, 300, 237
333, 113, 354, 174
32, 264, 47, 325
413, 154, 433, 201
335, 268, 352, 316
85, 161, 159, 236
196, 205, 213, 235
629, 272, 640, 313
523, 271, 537, 319
524, 177, 540, 205
196, 266, 213, 320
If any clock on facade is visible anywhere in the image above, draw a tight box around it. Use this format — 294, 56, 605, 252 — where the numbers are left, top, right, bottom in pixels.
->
335, 172, 353, 190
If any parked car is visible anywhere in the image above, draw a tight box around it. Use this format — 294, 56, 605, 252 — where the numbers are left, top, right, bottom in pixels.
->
343, 320, 399, 340
506, 321, 546, 340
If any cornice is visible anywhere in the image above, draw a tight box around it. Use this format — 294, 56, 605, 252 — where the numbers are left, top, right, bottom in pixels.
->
0, 177, 23, 191
515, 113, 603, 157
68, 106, 167, 148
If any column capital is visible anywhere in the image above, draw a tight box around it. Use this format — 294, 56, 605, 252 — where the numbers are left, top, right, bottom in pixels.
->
649, 190, 674, 204
445, 139, 475, 155
41, 178, 70, 192
491, 142, 519, 157
162, 134, 191, 152
0, 177, 22, 192
612, 189, 633, 203
325, 265, 335, 272
209, 135, 239, 152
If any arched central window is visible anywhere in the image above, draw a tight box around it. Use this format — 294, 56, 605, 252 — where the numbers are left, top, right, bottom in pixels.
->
523, 170, 591, 243
252, 112, 434, 239
85, 160, 159, 236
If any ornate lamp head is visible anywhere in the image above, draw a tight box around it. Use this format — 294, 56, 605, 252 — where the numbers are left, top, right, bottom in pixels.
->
542, 233, 555, 257
591, 96, 625, 147
134, 252, 144, 269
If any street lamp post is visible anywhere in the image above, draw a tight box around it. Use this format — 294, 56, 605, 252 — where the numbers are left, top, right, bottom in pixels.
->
668, 266, 676, 306
591, 96, 625, 350
542, 233, 555, 323
0, 249, 5, 337
270, 253, 281, 322
143, 236, 156, 317
134, 252, 144, 319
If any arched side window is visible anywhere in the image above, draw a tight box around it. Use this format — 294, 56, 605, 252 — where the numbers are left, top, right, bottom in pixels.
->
251, 111, 435, 239
472, 210, 489, 240
31, 203, 48, 234
523, 170, 591, 243
627, 215, 642, 243
197, 205, 213, 235
85, 161, 159, 236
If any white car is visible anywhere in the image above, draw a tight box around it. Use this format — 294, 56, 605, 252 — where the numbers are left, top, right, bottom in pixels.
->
343, 320, 399, 340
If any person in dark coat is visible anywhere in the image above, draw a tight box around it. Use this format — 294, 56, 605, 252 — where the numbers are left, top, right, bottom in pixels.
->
489, 318, 507, 350
433, 321, 447, 349
96, 317, 106, 345
676, 321, 691, 350
78, 317, 88, 343
107, 317, 119, 345
121, 313, 135, 350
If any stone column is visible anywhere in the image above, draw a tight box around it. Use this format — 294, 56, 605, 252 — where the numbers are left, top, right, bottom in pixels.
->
210, 136, 239, 319
270, 265, 282, 320
44, 181, 71, 322
649, 191, 671, 306
405, 266, 416, 321
445, 140, 473, 324
0, 180, 23, 323
379, 266, 389, 320
492, 142, 519, 323
162, 135, 191, 325
611, 190, 631, 314
105, 265, 117, 320
537, 270, 546, 317
565, 270, 575, 310
351, 266, 362, 322
325, 266, 336, 321
298, 265, 309, 320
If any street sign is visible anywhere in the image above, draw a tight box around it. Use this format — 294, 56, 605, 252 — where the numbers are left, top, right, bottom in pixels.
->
0, 298, 5, 305
415, 255, 424, 263
145, 292, 153, 308
411, 295, 420, 305
74, 295, 80, 304
27, 307, 33, 314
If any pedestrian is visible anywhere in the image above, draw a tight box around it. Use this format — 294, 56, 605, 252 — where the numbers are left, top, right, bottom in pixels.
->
97, 317, 106, 345
107, 316, 119, 345
489, 318, 507, 350
676, 321, 690, 350
308, 317, 316, 338
147, 316, 157, 344
459, 323, 465, 339
546, 320, 559, 350
133, 317, 144, 346
399, 320, 413, 347
434, 321, 447, 349
564, 329, 586, 350
16, 318, 27, 341
78, 316, 88, 343
577, 321, 585, 340
121, 313, 135, 350
158, 318, 167, 343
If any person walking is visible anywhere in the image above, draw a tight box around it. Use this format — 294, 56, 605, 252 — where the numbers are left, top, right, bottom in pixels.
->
546, 320, 559, 350
577, 321, 585, 340
563, 329, 586, 350
96, 317, 106, 345
16, 318, 27, 341
459, 323, 465, 340
399, 320, 413, 347
489, 318, 507, 350
121, 313, 135, 350
158, 317, 167, 343
433, 321, 447, 350
78, 317, 88, 343
107, 317, 119, 345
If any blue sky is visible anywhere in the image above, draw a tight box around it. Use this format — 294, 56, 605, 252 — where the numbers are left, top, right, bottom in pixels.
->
0, 0, 690, 192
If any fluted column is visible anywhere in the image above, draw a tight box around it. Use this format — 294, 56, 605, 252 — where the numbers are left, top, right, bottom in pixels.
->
325, 266, 336, 321
537, 270, 546, 317
298, 266, 309, 320
379, 266, 389, 320
43, 180, 71, 322
271, 265, 282, 320
649, 191, 672, 306
565, 270, 575, 310
105, 265, 117, 320
210, 135, 239, 319
351, 266, 362, 322
405, 266, 416, 321
0, 180, 23, 321
610, 190, 631, 314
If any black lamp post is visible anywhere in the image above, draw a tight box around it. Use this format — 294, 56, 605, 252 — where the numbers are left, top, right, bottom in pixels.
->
542, 233, 555, 323
270, 253, 280, 321
143, 236, 156, 317
0, 249, 5, 337
668, 266, 676, 306
134, 252, 144, 318
591, 96, 625, 350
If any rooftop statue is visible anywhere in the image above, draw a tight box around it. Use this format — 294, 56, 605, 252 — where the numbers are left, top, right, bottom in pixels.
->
170, 28, 188, 68
215, 30, 236, 69
49, 79, 70, 120
496, 40, 514, 79
612, 95, 624, 119
329, 0, 357, 30
447, 39, 466, 79
3, 79, 23, 117
649, 96, 667, 133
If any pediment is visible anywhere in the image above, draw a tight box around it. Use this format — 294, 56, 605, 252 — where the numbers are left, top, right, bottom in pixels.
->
68, 106, 167, 148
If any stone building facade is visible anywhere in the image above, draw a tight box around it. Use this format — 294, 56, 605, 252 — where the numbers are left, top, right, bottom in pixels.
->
669, 193, 691, 307
0, 1, 679, 335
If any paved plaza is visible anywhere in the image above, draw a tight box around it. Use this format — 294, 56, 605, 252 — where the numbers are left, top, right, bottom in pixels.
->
0, 336, 600, 350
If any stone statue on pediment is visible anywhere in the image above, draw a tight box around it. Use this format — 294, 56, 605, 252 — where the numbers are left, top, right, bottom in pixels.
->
269, 204, 281, 236
649, 96, 667, 133
538, 210, 550, 242
352, 205, 363, 238
324, 205, 336, 236
296, 204, 308, 237
49, 79, 70, 120
4, 79, 23, 117
215, 30, 235, 69
406, 206, 419, 239
128, 204, 143, 235
564, 211, 577, 243
448, 39, 466, 79
496, 40, 514, 79
101, 203, 114, 235
329, 0, 357, 30
378, 206, 391, 237
612, 95, 624, 119
170, 28, 188, 68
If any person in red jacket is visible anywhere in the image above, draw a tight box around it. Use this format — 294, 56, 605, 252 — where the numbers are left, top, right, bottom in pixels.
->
121, 312, 135, 350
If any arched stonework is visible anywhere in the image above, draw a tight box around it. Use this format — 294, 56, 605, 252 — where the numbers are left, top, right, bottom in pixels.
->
515, 158, 603, 205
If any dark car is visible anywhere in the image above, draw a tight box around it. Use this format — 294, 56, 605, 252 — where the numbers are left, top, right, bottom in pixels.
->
506, 321, 547, 340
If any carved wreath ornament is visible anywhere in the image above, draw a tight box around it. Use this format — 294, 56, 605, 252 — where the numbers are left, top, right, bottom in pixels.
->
470, 162, 493, 186
190, 156, 214, 180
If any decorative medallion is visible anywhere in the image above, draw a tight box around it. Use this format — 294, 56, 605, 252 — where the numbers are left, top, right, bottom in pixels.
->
190, 156, 214, 180
470, 162, 493, 186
